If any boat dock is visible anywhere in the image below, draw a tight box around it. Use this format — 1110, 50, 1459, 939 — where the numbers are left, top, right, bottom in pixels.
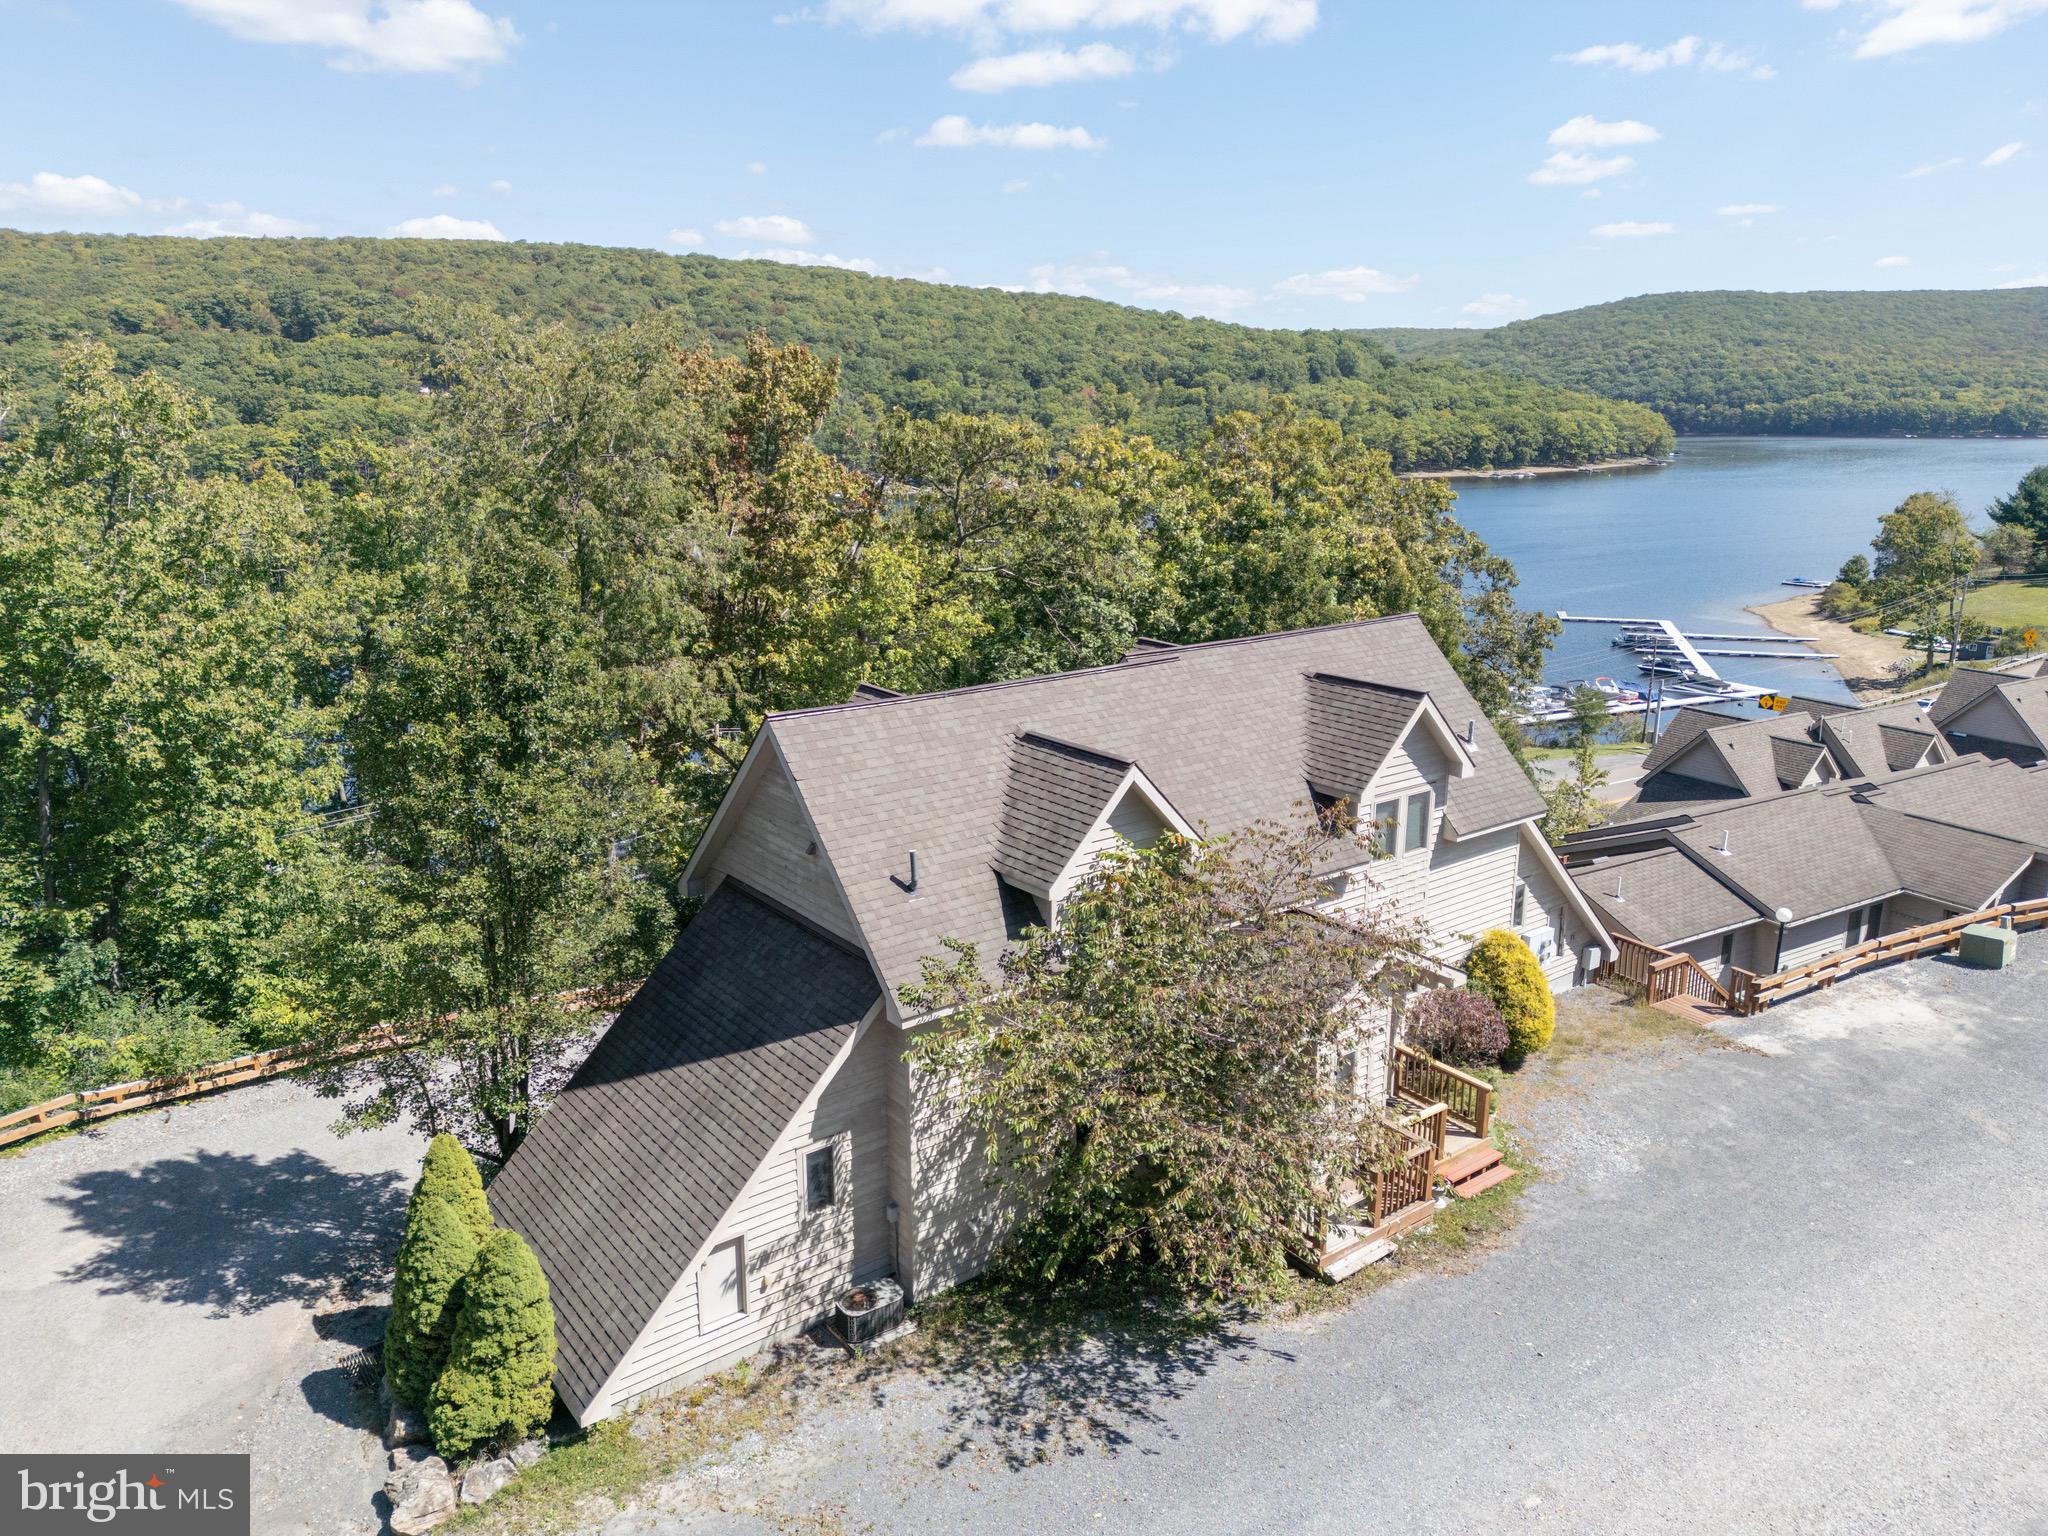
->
1522, 611, 1829, 726
1557, 613, 1715, 674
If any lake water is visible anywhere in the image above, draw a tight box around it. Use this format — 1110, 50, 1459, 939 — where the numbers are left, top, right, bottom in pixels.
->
1449, 436, 2048, 705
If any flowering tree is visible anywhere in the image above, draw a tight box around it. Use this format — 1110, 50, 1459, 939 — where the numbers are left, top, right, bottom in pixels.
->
903, 820, 1420, 1302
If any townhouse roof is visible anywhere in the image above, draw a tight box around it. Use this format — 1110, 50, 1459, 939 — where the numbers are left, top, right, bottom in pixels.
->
1635, 707, 1825, 802
1566, 846, 1762, 948
762, 615, 1543, 1011
1818, 697, 1945, 778
489, 882, 879, 1416
1303, 674, 1428, 799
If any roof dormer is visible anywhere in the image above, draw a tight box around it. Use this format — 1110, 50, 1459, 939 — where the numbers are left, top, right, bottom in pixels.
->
1303, 672, 1476, 808
992, 732, 1196, 914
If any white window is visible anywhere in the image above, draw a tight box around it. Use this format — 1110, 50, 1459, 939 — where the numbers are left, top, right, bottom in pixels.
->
700, 1237, 747, 1330
1404, 791, 1430, 853
804, 1143, 837, 1212
1371, 799, 1400, 857
1512, 881, 1529, 927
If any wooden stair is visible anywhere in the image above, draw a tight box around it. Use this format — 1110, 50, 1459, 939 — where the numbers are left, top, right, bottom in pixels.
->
1436, 1142, 1517, 1200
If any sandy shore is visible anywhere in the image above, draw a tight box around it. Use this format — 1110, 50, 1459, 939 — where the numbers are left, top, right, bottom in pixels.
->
1403, 454, 1670, 482
1745, 591, 1915, 699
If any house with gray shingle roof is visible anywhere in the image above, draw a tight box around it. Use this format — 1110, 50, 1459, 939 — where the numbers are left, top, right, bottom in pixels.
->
1563, 755, 2048, 983
1929, 657, 2048, 765
491, 615, 1616, 1425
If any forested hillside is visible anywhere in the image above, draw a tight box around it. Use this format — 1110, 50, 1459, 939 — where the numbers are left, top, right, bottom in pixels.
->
0, 229, 1671, 474
1372, 289, 2048, 437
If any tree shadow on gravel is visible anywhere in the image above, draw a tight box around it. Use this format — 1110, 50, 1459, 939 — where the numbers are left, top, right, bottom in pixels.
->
852, 1276, 1295, 1473
55, 1149, 408, 1317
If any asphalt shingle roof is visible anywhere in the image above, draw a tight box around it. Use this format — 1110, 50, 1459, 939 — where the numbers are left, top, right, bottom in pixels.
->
1303, 674, 1426, 798
1567, 847, 1761, 947
1855, 805, 2034, 912
992, 732, 1132, 892
489, 883, 879, 1416
767, 615, 1542, 1011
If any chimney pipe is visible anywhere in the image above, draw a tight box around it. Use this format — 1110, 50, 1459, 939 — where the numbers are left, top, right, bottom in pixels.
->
907, 850, 919, 891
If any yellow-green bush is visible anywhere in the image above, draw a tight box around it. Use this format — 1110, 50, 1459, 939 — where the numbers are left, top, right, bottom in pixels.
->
385, 1193, 481, 1407
1464, 930, 1554, 1059
430, 1229, 557, 1458
415, 1133, 493, 1244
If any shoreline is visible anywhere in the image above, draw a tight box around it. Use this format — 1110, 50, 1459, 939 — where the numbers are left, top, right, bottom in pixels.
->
1403, 454, 1670, 482
1744, 590, 1914, 700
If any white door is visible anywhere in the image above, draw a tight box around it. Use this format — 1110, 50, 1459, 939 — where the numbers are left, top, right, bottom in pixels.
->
701, 1238, 745, 1328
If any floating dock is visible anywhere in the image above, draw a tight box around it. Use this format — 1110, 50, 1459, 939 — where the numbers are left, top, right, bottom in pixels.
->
1526, 611, 1825, 726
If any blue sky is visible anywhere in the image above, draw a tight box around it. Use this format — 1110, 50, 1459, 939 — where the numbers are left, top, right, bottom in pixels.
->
2, 0, 2045, 327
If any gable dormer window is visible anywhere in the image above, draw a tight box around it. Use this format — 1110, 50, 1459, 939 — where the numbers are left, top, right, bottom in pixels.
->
1371, 799, 1401, 858
1404, 791, 1431, 853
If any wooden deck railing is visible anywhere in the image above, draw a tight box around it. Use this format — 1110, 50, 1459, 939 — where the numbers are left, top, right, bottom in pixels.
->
1370, 1123, 1438, 1229
1601, 935, 1739, 1012
1750, 897, 2048, 1009
1393, 1044, 1492, 1138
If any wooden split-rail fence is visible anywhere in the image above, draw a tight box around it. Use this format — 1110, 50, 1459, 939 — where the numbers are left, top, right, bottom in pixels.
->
1601, 896, 2048, 1017
0, 981, 638, 1152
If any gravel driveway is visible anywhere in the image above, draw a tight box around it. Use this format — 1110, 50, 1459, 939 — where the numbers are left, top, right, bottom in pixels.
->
601, 950, 2048, 1535
0, 1079, 424, 1534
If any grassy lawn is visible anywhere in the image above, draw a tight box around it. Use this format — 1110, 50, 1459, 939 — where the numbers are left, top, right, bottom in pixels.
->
1964, 577, 2048, 635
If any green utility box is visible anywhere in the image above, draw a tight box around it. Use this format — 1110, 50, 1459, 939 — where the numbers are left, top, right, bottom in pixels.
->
1958, 923, 2016, 970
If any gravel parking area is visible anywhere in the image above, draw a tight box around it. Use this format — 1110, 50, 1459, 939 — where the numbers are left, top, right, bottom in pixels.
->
0, 1079, 424, 1534
596, 951, 2048, 1535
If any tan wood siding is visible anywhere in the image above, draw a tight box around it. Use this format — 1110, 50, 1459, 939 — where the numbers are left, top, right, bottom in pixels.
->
1515, 843, 1584, 991
1663, 736, 1739, 789
1943, 690, 2039, 753
704, 755, 858, 942
900, 1019, 1033, 1300
600, 1013, 893, 1415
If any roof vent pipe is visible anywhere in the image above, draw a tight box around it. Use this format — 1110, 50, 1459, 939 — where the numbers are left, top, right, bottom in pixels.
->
1466, 718, 1478, 745
907, 850, 919, 892
1611, 872, 1625, 902
1716, 830, 1732, 855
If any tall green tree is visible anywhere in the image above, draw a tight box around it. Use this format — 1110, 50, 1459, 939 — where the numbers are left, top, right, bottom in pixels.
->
1990, 465, 2048, 541
903, 822, 1418, 1301
0, 345, 347, 1104
1870, 491, 1980, 666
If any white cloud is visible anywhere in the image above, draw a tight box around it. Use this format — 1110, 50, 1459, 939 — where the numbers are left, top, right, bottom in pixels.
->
0, 170, 144, 219
489, 178, 513, 193
385, 213, 506, 239
1557, 35, 1773, 78
713, 213, 819, 244
1591, 220, 1675, 238
664, 228, 706, 249
1718, 202, 1781, 216
1903, 155, 1964, 176
1874, 253, 1913, 266
746, 160, 769, 175
172, 0, 520, 73
1527, 151, 1634, 186
951, 41, 1135, 90
431, 182, 459, 198
1001, 176, 1033, 192
1022, 259, 1256, 315
1814, 0, 2048, 59
1460, 292, 1528, 319
917, 114, 1104, 148
1983, 139, 2027, 165
1996, 271, 2048, 287
822, 1, 1317, 43
739, 248, 882, 273
1549, 115, 1660, 149
1272, 264, 1418, 301
163, 201, 318, 237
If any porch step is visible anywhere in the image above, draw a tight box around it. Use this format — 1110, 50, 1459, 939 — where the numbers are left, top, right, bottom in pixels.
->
1320, 1236, 1395, 1281
1450, 1162, 1518, 1199
1435, 1143, 1503, 1186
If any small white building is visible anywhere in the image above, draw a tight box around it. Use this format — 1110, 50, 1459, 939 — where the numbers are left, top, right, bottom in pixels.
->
490, 616, 1614, 1424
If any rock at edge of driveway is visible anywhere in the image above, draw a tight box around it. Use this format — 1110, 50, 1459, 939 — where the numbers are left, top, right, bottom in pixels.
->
460, 1458, 518, 1505
384, 1401, 431, 1449
386, 1456, 455, 1535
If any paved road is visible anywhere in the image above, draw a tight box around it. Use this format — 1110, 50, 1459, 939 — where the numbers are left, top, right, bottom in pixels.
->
0, 1080, 424, 1534
619, 950, 2048, 1535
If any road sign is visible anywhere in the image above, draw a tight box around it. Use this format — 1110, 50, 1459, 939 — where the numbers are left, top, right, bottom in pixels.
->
2025, 628, 2039, 649
1757, 693, 1789, 712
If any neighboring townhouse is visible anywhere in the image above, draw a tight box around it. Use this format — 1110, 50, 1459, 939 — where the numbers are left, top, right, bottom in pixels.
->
1625, 707, 1841, 814
488, 616, 1616, 1425
1809, 696, 1952, 778
1927, 656, 2048, 765
1562, 755, 2048, 984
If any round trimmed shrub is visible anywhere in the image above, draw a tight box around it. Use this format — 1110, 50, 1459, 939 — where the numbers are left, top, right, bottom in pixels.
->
385, 1194, 482, 1408
1405, 987, 1510, 1067
415, 1133, 492, 1244
1464, 930, 1555, 1059
429, 1229, 556, 1458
